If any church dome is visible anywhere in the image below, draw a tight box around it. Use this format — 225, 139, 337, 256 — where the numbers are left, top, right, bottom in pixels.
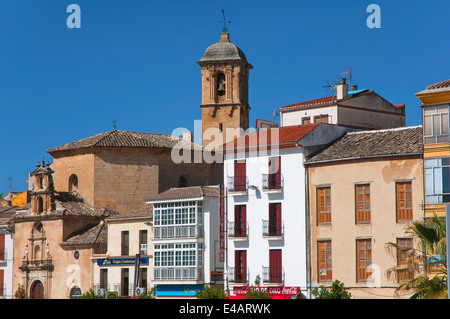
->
199, 33, 247, 62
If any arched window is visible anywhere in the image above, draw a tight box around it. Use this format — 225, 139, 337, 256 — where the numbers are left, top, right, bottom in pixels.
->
37, 196, 44, 214
69, 174, 78, 192
35, 175, 43, 190
179, 175, 188, 188
217, 73, 226, 96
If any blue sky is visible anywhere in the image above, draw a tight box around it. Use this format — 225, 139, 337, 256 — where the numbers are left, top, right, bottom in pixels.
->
0, 0, 449, 194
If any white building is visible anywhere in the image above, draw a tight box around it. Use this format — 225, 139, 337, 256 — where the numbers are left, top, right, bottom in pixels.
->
221, 123, 346, 299
146, 185, 223, 298
279, 78, 405, 130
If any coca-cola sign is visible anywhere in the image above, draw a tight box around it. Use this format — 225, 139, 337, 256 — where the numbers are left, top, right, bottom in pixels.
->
233, 286, 300, 296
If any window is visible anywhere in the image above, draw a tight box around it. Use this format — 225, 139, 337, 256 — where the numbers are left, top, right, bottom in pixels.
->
69, 174, 78, 192
423, 104, 449, 144
234, 205, 247, 237
318, 241, 332, 282
179, 175, 188, 188
269, 249, 283, 283
268, 156, 282, 189
425, 157, 450, 204
139, 230, 147, 254
396, 182, 413, 222
356, 239, 372, 282
235, 250, 247, 283
397, 238, 414, 282
0, 234, 4, 261
217, 73, 226, 96
121, 268, 129, 296
121, 231, 129, 256
100, 269, 108, 290
302, 117, 311, 124
233, 160, 247, 192
267, 203, 282, 236
317, 187, 331, 224
37, 196, 44, 214
355, 184, 371, 223
139, 268, 147, 288
313, 114, 329, 124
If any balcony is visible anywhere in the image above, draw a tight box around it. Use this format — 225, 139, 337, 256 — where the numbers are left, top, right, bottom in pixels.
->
153, 266, 204, 281
153, 225, 203, 240
262, 266, 284, 284
228, 267, 248, 284
262, 174, 283, 192
262, 219, 284, 238
228, 176, 248, 194
228, 222, 248, 240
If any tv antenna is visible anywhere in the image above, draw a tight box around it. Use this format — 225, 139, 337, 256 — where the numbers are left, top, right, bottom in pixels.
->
270, 107, 279, 119
220, 9, 231, 32
6, 178, 12, 194
340, 67, 353, 88
322, 79, 337, 92
112, 120, 117, 130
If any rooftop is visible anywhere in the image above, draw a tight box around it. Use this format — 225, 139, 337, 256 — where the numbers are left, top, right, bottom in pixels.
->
47, 129, 205, 153
306, 125, 423, 164
198, 33, 248, 63
147, 185, 219, 202
220, 123, 320, 151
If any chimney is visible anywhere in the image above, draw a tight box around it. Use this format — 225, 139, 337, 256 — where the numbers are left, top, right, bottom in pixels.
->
182, 131, 193, 143
351, 85, 358, 91
336, 78, 348, 100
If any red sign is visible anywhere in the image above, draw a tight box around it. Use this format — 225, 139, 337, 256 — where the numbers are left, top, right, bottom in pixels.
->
233, 286, 300, 296
218, 184, 225, 262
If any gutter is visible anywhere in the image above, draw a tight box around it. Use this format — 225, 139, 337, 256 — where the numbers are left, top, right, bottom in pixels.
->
305, 152, 423, 166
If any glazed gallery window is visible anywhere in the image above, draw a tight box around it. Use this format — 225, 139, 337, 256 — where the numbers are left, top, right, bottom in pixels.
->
396, 182, 413, 222
425, 157, 450, 204
355, 184, 371, 223
153, 201, 203, 226
423, 104, 449, 144
317, 187, 331, 224
153, 243, 203, 267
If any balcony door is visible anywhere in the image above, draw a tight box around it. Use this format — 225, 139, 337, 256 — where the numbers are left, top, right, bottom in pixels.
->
234, 160, 246, 191
234, 205, 246, 237
235, 250, 247, 283
269, 249, 282, 283
268, 203, 282, 236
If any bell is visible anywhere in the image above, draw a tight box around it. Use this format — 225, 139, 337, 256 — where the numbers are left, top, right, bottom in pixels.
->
218, 82, 225, 95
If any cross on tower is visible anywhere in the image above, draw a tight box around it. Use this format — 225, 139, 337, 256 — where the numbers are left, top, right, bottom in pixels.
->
220, 9, 231, 32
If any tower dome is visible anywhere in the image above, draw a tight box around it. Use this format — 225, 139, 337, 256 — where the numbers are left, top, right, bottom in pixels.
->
199, 33, 247, 62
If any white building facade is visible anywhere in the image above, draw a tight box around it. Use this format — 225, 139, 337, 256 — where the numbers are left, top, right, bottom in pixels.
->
146, 186, 223, 298
223, 123, 346, 299
0, 223, 14, 299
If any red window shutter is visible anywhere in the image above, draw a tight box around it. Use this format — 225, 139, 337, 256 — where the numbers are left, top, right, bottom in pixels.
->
0, 234, 4, 261
269, 250, 282, 283
234, 160, 246, 191
0, 269, 3, 297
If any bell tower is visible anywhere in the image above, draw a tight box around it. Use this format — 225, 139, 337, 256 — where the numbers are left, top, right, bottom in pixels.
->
30, 161, 55, 214
198, 32, 252, 149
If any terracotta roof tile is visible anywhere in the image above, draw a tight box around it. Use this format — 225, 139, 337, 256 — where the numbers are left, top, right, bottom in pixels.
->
47, 130, 205, 153
221, 123, 319, 151
60, 222, 107, 247
147, 185, 219, 202
426, 79, 450, 90
306, 125, 423, 164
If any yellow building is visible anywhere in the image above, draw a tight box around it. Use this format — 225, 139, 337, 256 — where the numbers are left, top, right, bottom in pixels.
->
416, 79, 450, 218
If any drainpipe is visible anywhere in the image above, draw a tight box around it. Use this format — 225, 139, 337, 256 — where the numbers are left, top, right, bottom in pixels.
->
296, 141, 312, 298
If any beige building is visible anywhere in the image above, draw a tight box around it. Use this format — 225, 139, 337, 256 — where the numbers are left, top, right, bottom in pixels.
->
11, 162, 116, 299
305, 126, 423, 298
47, 129, 222, 214
92, 206, 153, 298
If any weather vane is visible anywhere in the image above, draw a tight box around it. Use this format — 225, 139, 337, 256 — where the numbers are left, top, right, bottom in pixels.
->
221, 9, 231, 32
